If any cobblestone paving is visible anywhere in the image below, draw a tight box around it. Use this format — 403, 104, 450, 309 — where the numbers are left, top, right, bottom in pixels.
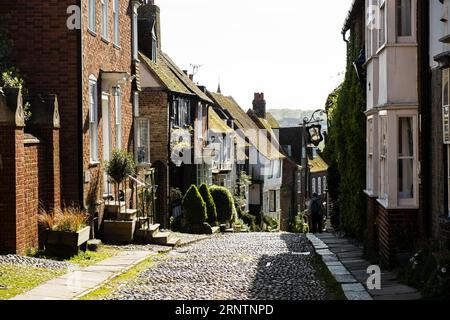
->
107, 233, 328, 300
0, 254, 74, 270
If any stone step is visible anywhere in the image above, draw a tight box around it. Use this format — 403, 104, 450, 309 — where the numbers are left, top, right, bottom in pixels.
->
134, 224, 161, 242
118, 209, 138, 221
211, 226, 220, 234
152, 231, 172, 245
104, 201, 126, 217
166, 237, 181, 247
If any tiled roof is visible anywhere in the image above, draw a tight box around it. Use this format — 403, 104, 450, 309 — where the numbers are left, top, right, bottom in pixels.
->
209, 92, 284, 160
209, 108, 233, 133
265, 112, 280, 129
309, 155, 329, 173
161, 53, 213, 103
139, 51, 212, 104
139, 52, 192, 95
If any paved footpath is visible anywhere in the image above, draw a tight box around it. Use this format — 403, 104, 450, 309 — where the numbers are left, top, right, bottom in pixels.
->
10, 251, 152, 300
308, 232, 422, 300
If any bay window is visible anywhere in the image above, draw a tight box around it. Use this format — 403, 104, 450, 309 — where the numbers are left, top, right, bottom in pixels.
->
136, 118, 150, 165
396, 0, 412, 38
379, 115, 388, 200
318, 177, 322, 195
89, 78, 99, 163
367, 117, 375, 193
378, 0, 386, 48
377, 110, 418, 208
312, 178, 316, 195
398, 117, 414, 200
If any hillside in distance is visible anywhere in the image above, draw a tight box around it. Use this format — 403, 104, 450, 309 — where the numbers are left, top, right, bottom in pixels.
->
268, 109, 328, 129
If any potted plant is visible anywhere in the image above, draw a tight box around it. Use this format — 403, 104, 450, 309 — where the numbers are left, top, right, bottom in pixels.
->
103, 150, 137, 243
38, 206, 90, 258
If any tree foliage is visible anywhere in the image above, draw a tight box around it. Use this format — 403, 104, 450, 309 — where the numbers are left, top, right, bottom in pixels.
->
210, 186, 236, 224
199, 183, 218, 226
182, 185, 207, 226
322, 30, 367, 240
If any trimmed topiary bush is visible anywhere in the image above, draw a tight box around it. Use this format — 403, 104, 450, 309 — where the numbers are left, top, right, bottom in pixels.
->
210, 186, 235, 224
199, 184, 218, 226
182, 185, 207, 226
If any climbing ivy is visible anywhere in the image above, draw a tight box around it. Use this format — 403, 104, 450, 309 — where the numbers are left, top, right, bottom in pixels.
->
323, 30, 367, 240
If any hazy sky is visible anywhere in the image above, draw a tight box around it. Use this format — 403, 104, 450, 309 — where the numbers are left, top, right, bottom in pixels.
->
157, 0, 353, 110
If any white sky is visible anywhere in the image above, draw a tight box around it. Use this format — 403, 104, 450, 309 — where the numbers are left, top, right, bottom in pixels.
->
157, 0, 353, 110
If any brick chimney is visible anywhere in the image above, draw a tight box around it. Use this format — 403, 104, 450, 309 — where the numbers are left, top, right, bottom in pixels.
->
253, 92, 266, 118
138, 3, 161, 58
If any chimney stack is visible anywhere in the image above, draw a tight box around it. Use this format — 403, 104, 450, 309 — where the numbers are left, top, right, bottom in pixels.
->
253, 92, 266, 119
189, 74, 194, 81
138, 4, 161, 59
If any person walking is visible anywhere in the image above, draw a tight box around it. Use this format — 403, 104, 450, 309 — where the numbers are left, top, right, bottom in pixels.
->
308, 193, 325, 234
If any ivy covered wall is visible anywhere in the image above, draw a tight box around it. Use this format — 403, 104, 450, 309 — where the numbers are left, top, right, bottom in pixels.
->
323, 30, 367, 240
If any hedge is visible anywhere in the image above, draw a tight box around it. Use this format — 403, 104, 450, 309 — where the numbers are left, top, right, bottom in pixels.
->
199, 184, 218, 226
210, 186, 235, 224
182, 185, 207, 226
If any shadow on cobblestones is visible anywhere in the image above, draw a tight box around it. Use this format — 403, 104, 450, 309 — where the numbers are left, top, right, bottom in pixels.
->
248, 233, 328, 300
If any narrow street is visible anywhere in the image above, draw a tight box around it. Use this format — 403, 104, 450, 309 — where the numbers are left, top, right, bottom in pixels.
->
105, 233, 329, 300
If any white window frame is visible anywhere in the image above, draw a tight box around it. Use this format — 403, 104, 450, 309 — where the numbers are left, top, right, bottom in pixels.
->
378, 0, 386, 48
367, 116, 375, 193
377, 109, 418, 209
396, 0, 414, 43
89, 77, 99, 163
101, 0, 109, 41
113, 0, 119, 46
88, 0, 96, 33
312, 178, 316, 195
318, 177, 322, 195
136, 118, 151, 165
114, 86, 122, 150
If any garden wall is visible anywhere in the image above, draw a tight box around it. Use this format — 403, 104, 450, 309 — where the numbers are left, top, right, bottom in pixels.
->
0, 89, 60, 254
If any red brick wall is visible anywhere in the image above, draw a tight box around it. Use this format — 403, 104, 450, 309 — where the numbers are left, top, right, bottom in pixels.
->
20, 141, 40, 253
81, 0, 134, 210
0, 1, 80, 203
139, 90, 169, 223
376, 203, 418, 267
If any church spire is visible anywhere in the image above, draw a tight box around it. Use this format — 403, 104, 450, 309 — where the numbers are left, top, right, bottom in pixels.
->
217, 76, 222, 94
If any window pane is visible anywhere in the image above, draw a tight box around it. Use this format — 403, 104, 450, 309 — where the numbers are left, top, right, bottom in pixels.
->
444, 69, 449, 106
398, 159, 414, 199
398, 117, 413, 157
397, 0, 412, 37
89, 0, 96, 31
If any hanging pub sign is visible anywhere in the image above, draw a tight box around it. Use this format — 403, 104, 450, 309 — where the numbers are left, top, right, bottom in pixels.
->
443, 106, 450, 144
307, 124, 324, 147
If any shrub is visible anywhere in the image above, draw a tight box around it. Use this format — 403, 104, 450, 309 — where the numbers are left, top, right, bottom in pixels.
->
170, 215, 183, 232
39, 206, 88, 233
290, 213, 309, 234
182, 185, 207, 226
210, 186, 235, 224
199, 184, 218, 226
240, 211, 257, 232
263, 215, 279, 232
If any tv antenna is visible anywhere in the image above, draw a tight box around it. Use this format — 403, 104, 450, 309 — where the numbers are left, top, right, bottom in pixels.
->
190, 64, 203, 77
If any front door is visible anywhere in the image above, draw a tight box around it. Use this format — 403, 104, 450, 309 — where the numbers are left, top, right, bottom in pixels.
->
102, 93, 112, 197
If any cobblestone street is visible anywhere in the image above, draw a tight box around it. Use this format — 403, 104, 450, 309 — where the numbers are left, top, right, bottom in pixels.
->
106, 233, 329, 300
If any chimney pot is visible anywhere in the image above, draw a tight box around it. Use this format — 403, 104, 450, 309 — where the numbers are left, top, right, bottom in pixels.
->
189, 74, 194, 81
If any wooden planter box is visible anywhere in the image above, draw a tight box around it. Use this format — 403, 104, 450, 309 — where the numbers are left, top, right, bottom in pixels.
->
103, 218, 137, 244
45, 226, 91, 258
